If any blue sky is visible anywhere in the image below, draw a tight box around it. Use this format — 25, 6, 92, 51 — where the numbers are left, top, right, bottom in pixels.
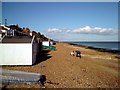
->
2, 2, 118, 41
1, 0, 120, 2
0, 2, 2, 23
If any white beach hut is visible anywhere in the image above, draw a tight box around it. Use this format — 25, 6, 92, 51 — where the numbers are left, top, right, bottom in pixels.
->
0, 35, 40, 65
42, 40, 50, 46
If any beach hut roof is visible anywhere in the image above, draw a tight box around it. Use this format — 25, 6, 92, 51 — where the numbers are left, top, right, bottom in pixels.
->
2, 36, 33, 43
0, 25, 10, 30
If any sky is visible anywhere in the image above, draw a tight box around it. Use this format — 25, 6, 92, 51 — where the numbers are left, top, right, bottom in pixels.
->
1, 0, 120, 2
0, 1, 2, 24
2, 2, 119, 42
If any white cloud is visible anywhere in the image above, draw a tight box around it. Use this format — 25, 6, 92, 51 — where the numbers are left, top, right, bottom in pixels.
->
48, 28, 62, 33
71, 26, 117, 35
47, 26, 117, 35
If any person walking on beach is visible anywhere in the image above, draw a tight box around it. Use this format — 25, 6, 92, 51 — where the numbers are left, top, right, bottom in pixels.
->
75, 50, 81, 58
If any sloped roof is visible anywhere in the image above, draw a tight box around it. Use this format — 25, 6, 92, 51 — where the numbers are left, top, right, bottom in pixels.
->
2, 36, 33, 43
0, 25, 10, 30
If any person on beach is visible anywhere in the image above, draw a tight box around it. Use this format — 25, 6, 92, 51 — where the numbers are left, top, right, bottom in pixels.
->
70, 51, 75, 56
75, 50, 81, 58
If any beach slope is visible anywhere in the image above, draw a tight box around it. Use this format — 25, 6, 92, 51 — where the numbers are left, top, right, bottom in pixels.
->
2, 42, 119, 88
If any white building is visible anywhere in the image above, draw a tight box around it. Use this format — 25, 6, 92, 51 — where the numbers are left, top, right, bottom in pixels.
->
0, 35, 41, 65
42, 40, 50, 46
42, 39, 55, 46
0, 31, 2, 40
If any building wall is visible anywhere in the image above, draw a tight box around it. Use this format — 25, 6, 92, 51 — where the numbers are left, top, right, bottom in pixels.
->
0, 34, 2, 39
0, 44, 32, 65
32, 41, 39, 64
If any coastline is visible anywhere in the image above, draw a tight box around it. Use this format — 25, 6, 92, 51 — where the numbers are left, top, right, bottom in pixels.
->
66, 42, 120, 55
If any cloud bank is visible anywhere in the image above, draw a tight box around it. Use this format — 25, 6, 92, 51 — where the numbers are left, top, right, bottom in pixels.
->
47, 26, 117, 35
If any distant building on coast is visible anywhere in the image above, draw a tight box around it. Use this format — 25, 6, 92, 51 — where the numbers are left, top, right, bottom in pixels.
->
0, 24, 42, 65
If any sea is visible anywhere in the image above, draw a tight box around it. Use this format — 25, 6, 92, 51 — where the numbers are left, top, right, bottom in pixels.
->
68, 42, 120, 51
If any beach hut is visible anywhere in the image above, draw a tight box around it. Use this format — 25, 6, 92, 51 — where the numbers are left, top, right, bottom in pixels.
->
42, 39, 56, 51
0, 26, 2, 39
50, 40, 56, 45
0, 35, 41, 65
0, 25, 10, 37
0, 31, 2, 40
42, 40, 50, 46
42, 39, 56, 46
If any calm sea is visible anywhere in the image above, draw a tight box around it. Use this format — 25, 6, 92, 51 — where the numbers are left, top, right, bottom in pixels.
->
69, 42, 120, 51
